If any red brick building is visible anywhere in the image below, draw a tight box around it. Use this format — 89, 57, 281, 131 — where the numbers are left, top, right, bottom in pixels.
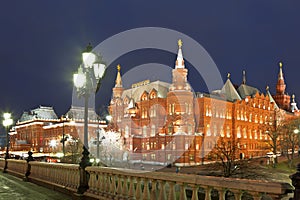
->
10, 106, 105, 159
109, 40, 299, 166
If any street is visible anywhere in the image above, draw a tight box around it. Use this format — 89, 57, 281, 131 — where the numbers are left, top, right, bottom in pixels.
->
0, 172, 71, 200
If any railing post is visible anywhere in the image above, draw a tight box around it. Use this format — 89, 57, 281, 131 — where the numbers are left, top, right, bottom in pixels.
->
77, 146, 92, 194
290, 163, 300, 200
24, 151, 34, 181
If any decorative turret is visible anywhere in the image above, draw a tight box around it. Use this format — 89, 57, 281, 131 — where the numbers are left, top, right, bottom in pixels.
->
115, 64, 123, 88
273, 61, 290, 111
242, 70, 246, 84
167, 39, 194, 135
175, 39, 185, 69
291, 94, 299, 113
170, 39, 190, 91
276, 62, 286, 95
112, 64, 124, 99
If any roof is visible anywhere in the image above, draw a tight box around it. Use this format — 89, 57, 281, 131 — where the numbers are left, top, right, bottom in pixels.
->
66, 106, 99, 120
237, 84, 260, 99
122, 80, 170, 102
19, 106, 58, 122
221, 79, 241, 102
266, 90, 279, 109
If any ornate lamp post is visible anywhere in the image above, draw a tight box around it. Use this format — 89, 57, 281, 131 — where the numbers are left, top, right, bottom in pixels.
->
73, 44, 106, 194
294, 126, 300, 156
3, 112, 13, 173
60, 115, 70, 159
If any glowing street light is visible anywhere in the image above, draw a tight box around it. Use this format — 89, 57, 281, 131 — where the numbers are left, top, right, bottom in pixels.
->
3, 112, 13, 173
73, 43, 106, 194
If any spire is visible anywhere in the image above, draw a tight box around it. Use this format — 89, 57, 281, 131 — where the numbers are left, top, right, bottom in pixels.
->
227, 73, 231, 79
292, 94, 296, 103
115, 64, 123, 88
291, 94, 299, 112
242, 70, 246, 84
278, 61, 284, 80
276, 61, 286, 95
266, 85, 269, 91
175, 39, 185, 69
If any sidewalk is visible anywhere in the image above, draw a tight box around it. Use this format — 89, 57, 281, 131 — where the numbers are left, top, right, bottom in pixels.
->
0, 172, 71, 200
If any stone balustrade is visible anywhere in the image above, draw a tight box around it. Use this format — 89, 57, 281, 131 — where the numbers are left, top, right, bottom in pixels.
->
85, 166, 292, 200
0, 158, 294, 199
5, 159, 27, 175
29, 161, 80, 191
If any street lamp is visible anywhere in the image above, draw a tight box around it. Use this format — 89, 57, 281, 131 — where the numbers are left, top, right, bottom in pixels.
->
73, 43, 106, 194
3, 112, 13, 173
60, 115, 70, 158
294, 126, 300, 155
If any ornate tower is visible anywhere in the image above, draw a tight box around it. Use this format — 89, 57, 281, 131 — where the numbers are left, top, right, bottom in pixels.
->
112, 64, 124, 98
273, 62, 290, 110
166, 40, 194, 135
109, 65, 124, 129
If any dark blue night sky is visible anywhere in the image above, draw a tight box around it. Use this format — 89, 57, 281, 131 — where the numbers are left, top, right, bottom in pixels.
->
0, 1, 300, 120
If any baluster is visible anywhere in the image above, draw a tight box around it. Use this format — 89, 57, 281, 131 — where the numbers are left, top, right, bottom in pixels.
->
150, 179, 157, 200
135, 177, 142, 200
179, 183, 187, 200
167, 181, 176, 200
110, 174, 116, 196
99, 172, 104, 193
128, 176, 135, 199
116, 175, 122, 196
250, 192, 262, 200
191, 184, 199, 200
122, 175, 128, 198
89, 171, 96, 193
142, 178, 150, 200
231, 189, 242, 200
204, 186, 212, 200
105, 173, 110, 193
217, 188, 226, 200
158, 180, 167, 200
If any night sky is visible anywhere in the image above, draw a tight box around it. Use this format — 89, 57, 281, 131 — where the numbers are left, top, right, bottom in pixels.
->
1, 1, 300, 122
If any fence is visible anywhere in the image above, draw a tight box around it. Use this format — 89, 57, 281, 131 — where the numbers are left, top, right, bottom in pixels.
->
0, 158, 294, 199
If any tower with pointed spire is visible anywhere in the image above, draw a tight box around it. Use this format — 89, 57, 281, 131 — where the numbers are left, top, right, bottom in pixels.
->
112, 64, 124, 99
167, 39, 194, 134
273, 62, 291, 110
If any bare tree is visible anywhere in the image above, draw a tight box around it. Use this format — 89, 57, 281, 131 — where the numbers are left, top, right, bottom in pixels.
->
279, 119, 299, 166
260, 121, 280, 164
212, 136, 239, 177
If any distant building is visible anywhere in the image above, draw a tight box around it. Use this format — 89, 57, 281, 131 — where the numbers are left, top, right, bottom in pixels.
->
108, 40, 300, 166
11, 106, 106, 158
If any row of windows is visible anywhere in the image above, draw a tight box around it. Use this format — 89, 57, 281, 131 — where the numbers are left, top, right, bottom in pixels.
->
168, 103, 192, 115
206, 125, 269, 140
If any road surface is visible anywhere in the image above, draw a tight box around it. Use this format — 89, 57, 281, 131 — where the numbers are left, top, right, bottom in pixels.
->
0, 172, 71, 200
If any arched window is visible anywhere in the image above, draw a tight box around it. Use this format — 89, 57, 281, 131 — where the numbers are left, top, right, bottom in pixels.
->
213, 124, 217, 136
237, 110, 240, 120
237, 126, 241, 138
243, 128, 247, 139
206, 124, 211, 136
226, 126, 230, 138
249, 129, 252, 139
206, 105, 209, 116
259, 115, 263, 124
142, 126, 147, 137
220, 129, 224, 137
151, 125, 156, 137
259, 130, 262, 140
